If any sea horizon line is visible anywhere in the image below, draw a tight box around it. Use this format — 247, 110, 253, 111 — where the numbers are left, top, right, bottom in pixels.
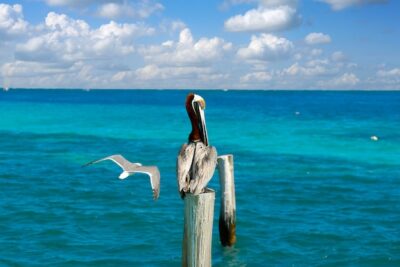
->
2, 88, 400, 92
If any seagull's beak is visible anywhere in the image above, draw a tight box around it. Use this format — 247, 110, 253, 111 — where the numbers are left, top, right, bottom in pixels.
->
192, 94, 208, 146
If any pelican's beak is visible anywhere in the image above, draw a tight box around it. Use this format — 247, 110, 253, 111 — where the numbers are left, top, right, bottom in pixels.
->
192, 94, 208, 146
199, 107, 209, 146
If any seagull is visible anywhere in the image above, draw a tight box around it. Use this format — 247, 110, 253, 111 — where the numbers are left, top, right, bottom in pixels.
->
177, 93, 217, 198
84, 154, 160, 200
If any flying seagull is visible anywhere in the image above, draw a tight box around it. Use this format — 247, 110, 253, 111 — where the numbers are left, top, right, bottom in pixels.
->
84, 154, 160, 200
177, 93, 217, 198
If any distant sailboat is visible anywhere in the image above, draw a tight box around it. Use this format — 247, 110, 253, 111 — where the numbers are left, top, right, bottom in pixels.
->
3, 87, 9, 92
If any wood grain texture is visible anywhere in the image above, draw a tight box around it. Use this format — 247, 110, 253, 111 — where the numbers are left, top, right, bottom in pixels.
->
182, 189, 215, 267
217, 155, 237, 247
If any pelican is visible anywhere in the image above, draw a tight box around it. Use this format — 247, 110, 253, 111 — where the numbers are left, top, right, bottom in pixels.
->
177, 93, 217, 198
84, 154, 160, 200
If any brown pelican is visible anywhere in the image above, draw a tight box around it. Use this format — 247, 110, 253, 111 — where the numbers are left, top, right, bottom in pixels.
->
84, 154, 160, 200
177, 93, 217, 198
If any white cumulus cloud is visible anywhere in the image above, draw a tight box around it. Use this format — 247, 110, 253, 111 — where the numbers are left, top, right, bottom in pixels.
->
240, 71, 272, 83
310, 48, 323, 56
134, 64, 211, 81
98, 3, 123, 18
141, 28, 232, 66
97, 1, 163, 19
282, 57, 353, 78
331, 51, 346, 61
3, 10, 157, 88
329, 72, 360, 87
319, 0, 387, 10
45, 0, 110, 7
284, 61, 329, 76
109, 27, 233, 88
260, 0, 298, 6
305, 32, 331, 45
0, 1, 393, 90
377, 68, 400, 77
237, 34, 293, 61
15, 12, 154, 63
369, 67, 400, 89
113, 64, 229, 89
224, 5, 300, 32
0, 4, 28, 36
44, 0, 164, 19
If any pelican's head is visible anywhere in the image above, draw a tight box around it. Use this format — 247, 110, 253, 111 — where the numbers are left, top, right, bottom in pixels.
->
185, 93, 209, 146
192, 94, 206, 110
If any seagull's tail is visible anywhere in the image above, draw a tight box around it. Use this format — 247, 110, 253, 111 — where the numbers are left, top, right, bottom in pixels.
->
119, 171, 130, 179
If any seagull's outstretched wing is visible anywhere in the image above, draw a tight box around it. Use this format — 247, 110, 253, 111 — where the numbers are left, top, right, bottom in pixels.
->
84, 154, 160, 200
131, 166, 160, 200
84, 154, 141, 172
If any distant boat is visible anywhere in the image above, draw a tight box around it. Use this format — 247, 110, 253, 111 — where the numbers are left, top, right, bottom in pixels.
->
223, 88, 229, 92
83, 88, 91, 92
3, 87, 9, 92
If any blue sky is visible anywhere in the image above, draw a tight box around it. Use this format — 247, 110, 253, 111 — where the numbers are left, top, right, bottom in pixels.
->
0, 0, 399, 89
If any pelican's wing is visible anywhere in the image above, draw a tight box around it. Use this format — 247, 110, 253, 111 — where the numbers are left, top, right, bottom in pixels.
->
131, 166, 160, 200
177, 143, 195, 197
84, 154, 140, 172
190, 144, 217, 195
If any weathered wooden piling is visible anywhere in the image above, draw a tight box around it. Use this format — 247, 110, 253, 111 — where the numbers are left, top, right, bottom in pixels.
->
182, 189, 215, 267
217, 154, 237, 247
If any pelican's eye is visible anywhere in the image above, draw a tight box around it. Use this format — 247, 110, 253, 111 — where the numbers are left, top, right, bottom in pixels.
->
198, 100, 206, 109
193, 94, 206, 110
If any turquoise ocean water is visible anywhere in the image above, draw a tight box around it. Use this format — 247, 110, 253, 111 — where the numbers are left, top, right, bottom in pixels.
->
0, 90, 399, 266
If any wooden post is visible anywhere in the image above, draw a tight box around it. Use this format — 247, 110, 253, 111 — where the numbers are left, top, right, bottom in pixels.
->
217, 154, 237, 247
182, 189, 215, 267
